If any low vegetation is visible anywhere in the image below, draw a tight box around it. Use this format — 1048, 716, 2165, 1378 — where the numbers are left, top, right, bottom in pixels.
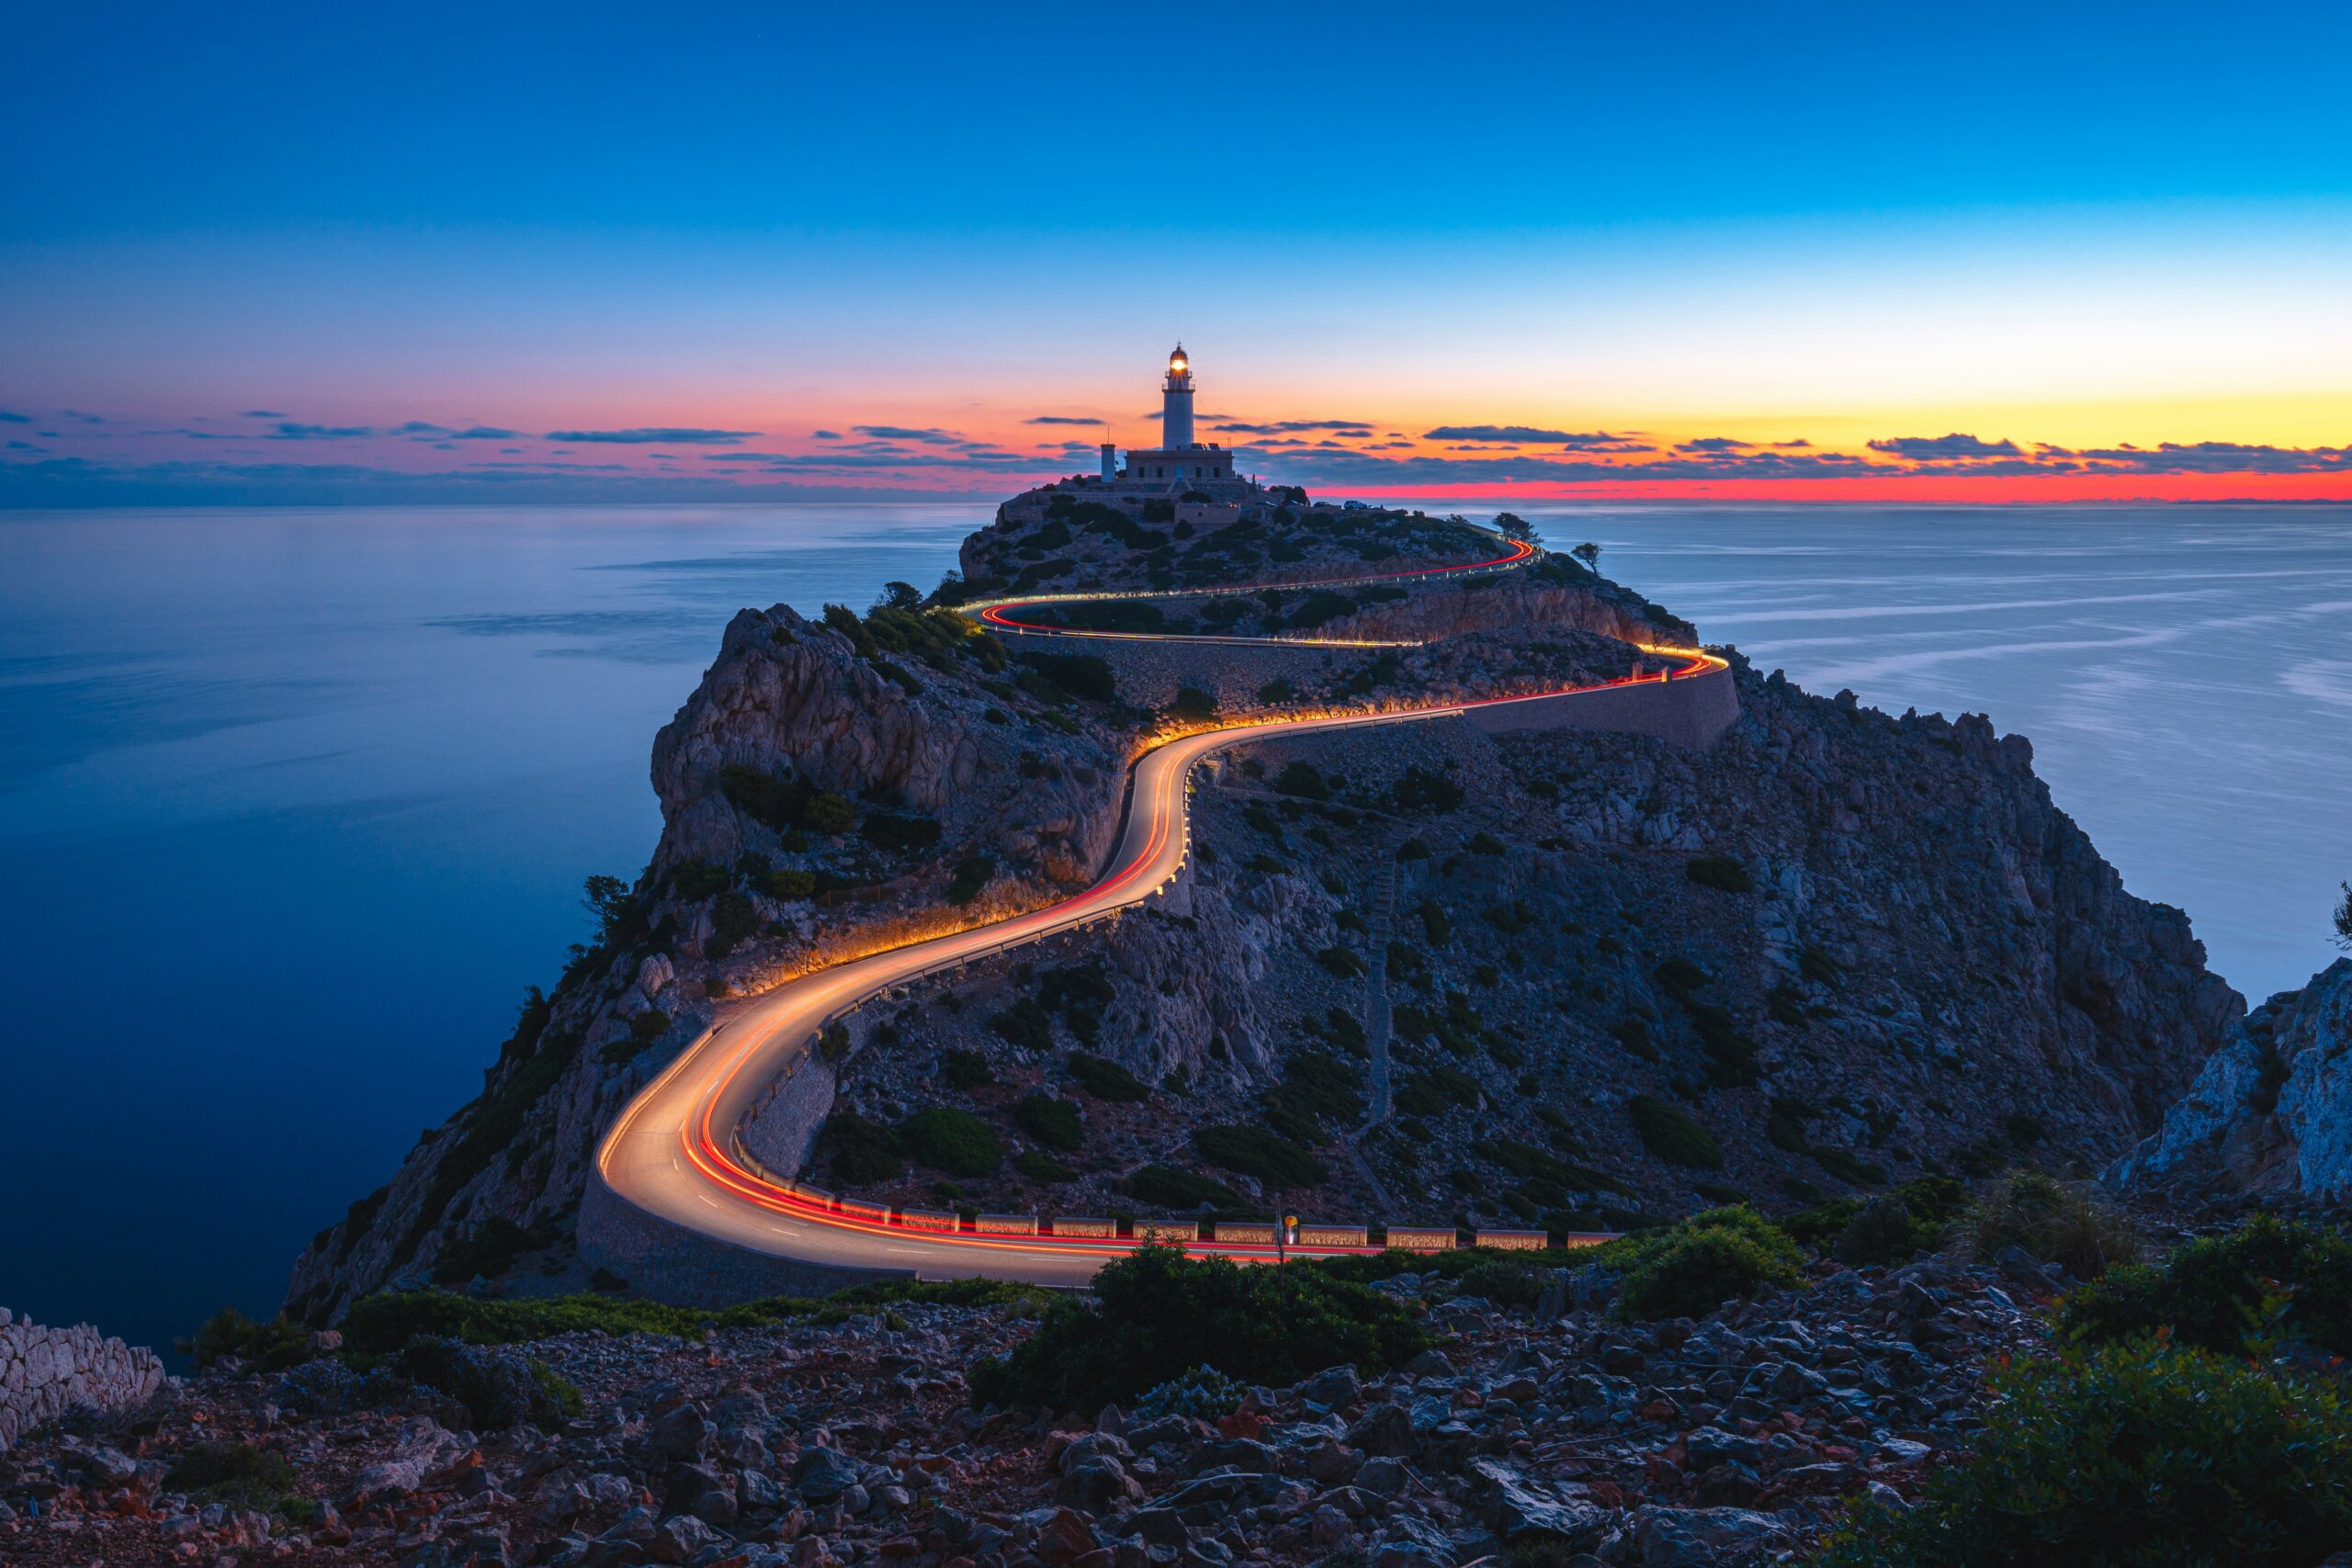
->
1587, 1205, 1806, 1321
1815, 1341, 2352, 1568
1625, 1094, 1724, 1169
967, 1245, 1426, 1410
2062, 1212, 2352, 1357
1964, 1168, 2138, 1280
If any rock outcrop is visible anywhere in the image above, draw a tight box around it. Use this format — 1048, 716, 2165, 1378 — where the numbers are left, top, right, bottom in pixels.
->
2109, 959, 2352, 1199
0, 1308, 164, 1450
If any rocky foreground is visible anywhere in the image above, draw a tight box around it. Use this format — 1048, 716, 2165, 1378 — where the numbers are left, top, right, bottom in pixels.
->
0, 1249, 2055, 1568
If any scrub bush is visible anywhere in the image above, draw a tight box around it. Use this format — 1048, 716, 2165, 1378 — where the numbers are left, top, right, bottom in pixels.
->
2061, 1213, 2352, 1356
1013, 1092, 1084, 1152
1815, 1342, 2352, 1568
1966, 1169, 2138, 1280
967, 1245, 1426, 1409
1193, 1123, 1328, 1188
1604, 1206, 1805, 1321
898, 1106, 1001, 1178
1626, 1094, 1723, 1169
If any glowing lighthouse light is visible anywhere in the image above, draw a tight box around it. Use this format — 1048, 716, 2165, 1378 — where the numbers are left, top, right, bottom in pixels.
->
1161, 343, 1194, 447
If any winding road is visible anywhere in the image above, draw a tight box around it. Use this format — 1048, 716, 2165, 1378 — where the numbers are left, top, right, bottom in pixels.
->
592, 535, 1727, 1284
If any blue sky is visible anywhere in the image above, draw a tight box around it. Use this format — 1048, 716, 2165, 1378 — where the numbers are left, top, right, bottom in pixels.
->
5, 1, 2350, 503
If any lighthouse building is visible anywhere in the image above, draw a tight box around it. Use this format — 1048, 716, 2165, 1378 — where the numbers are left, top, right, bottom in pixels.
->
1096, 345, 1254, 498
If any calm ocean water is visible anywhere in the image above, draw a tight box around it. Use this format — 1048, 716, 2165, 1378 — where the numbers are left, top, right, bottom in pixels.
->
2, 501, 2346, 1353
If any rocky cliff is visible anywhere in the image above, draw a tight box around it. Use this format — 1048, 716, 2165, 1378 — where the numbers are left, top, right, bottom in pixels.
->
2108, 958, 2352, 1200
286, 489, 2243, 1318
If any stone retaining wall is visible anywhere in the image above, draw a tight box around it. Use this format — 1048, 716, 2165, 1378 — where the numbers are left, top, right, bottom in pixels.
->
1464, 665, 1739, 749
0, 1308, 164, 1450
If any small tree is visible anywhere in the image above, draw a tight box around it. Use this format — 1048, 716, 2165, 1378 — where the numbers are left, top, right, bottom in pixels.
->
2335, 881, 2352, 952
1494, 512, 1534, 543
873, 581, 922, 612
1571, 541, 1602, 572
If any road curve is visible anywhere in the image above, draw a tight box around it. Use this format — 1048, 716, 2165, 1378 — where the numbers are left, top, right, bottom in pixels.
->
594, 539, 1726, 1282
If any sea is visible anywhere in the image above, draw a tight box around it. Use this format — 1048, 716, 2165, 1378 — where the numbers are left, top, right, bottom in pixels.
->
2, 501, 2346, 1358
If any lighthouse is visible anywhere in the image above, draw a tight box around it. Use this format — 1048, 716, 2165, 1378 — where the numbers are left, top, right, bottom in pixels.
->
1112, 344, 1242, 493
1161, 343, 1195, 448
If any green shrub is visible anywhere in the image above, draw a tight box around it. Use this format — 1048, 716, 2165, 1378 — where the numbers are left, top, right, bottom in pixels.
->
1651, 956, 1709, 995
1815, 1342, 2352, 1568
1274, 761, 1329, 799
180, 1307, 310, 1373
1014, 1093, 1084, 1151
1392, 766, 1464, 812
1256, 678, 1297, 705
1789, 1175, 1967, 1264
707, 889, 760, 958
1014, 1149, 1078, 1184
1120, 1164, 1250, 1212
862, 811, 942, 852
967, 1245, 1427, 1409
1394, 1066, 1483, 1117
671, 859, 731, 900
1316, 943, 1367, 978
899, 1106, 1002, 1178
941, 1048, 994, 1090
1609, 1016, 1657, 1060
1023, 652, 1117, 702
430, 1216, 544, 1284
1809, 1145, 1888, 1188
1684, 854, 1755, 893
1453, 1256, 1552, 1309
1068, 1052, 1150, 1102
1167, 686, 1218, 719
1967, 1169, 2138, 1280
989, 998, 1053, 1050
945, 853, 994, 905
1600, 1206, 1805, 1321
394, 1337, 574, 1429
819, 1110, 904, 1184
2061, 1213, 2352, 1358
1194, 1123, 1329, 1188
1263, 1054, 1364, 1138
1626, 1095, 1723, 1169
164, 1442, 318, 1525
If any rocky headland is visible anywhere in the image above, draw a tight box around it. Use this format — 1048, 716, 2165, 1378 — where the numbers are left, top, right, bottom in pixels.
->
281, 489, 2236, 1317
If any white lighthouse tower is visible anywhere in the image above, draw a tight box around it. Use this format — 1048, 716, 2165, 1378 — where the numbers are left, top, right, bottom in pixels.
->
1114, 344, 1242, 493
1161, 343, 1195, 448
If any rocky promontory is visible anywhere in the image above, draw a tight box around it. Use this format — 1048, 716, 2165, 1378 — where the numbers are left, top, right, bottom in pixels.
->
284, 485, 2240, 1319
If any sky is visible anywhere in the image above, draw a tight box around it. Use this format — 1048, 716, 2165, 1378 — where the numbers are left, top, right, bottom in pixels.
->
5, 1, 2350, 505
